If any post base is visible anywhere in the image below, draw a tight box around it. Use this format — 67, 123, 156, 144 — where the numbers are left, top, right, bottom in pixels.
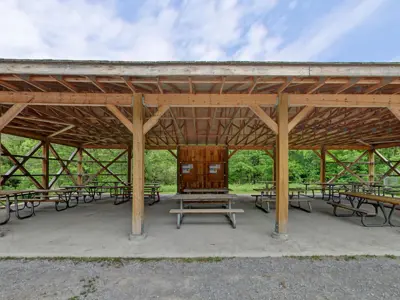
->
271, 231, 288, 240
129, 232, 147, 241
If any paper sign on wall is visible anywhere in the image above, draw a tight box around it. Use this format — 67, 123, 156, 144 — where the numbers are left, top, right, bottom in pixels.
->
209, 164, 220, 174
182, 164, 193, 174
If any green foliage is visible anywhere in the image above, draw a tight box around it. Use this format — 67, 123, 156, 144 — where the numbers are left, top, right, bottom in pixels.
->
1, 133, 399, 190
144, 150, 177, 185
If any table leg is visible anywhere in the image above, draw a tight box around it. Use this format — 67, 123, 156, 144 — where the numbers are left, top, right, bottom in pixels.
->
180, 199, 184, 225
14, 195, 34, 219
0, 196, 11, 225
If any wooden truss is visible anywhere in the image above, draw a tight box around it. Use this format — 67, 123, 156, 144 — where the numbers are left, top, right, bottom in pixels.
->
0, 141, 129, 190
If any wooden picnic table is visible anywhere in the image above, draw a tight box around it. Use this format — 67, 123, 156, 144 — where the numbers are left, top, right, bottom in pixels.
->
144, 184, 161, 205
252, 188, 313, 213
183, 188, 230, 194
310, 182, 353, 200
169, 193, 243, 229
328, 192, 400, 227
63, 185, 105, 201
0, 188, 76, 224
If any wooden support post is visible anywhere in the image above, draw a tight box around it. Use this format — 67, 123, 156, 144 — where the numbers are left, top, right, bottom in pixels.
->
77, 148, 83, 185
368, 149, 375, 184
42, 141, 49, 190
177, 146, 180, 194
272, 147, 277, 183
273, 94, 289, 239
320, 146, 326, 184
127, 146, 132, 185
132, 94, 145, 237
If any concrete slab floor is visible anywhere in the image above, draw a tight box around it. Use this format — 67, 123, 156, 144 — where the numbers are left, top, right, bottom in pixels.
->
0, 195, 399, 258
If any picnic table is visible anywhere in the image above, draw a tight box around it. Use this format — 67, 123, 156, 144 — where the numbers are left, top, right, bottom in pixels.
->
169, 193, 243, 229
183, 188, 230, 194
311, 182, 353, 200
63, 185, 103, 202
383, 186, 400, 197
252, 188, 313, 213
328, 192, 400, 227
144, 183, 161, 205
0, 188, 75, 224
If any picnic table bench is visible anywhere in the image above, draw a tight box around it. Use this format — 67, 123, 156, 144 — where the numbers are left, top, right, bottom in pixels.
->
183, 188, 230, 194
252, 188, 314, 213
144, 184, 160, 205
169, 194, 243, 229
327, 192, 400, 227
0, 189, 75, 224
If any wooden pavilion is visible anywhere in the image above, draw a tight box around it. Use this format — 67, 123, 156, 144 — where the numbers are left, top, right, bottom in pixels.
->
0, 59, 400, 238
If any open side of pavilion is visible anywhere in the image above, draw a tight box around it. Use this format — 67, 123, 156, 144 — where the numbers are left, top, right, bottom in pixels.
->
1, 59, 400, 240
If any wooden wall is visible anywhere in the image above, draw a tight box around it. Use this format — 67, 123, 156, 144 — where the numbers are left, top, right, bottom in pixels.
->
177, 146, 228, 193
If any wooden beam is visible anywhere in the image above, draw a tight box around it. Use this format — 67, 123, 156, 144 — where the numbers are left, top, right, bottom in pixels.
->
52, 75, 78, 93
49, 144, 78, 185
83, 149, 127, 185
368, 149, 375, 183
248, 105, 278, 134
228, 149, 239, 159
276, 77, 292, 94
1, 92, 399, 108
320, 147, 326, 184
274, 94, 289, 236
364, 78, 394, 94
169, 108, 187, 144
77, 147, 83, 185
248, 77, 259, 94
17, 75, 47, 92
0, 92, 134, 106
1, 143, 44, 189
143, 105, 169, 134
375, 150, 400, 177
42, 141, 49, 189
132, 93, 145, 236
49, 148, 79, 188
48, 124, 75, 138
289, 94, 400, 107
0, 80, 19, 91
335, 78, 359, 94
0, 141, 43, 185
389, 107, 400, 121
0, 103, 28, 131
288, 106, 315, 132
306, 78, 326, 94
326, 150, 367, 183
156, 78, 164, 94
106, 104, 134, 134
168, 149, 177, 159
219, 77, 226, 94
121, 76, 137, 93
145, 94, 277, 107
127, 146, 133, 185
87, 76, 106, 93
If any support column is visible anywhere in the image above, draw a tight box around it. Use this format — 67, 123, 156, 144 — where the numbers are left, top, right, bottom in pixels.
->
127, 146, 132, 185
42, 141, 49, 190
273, 94, 289, 239
131, 94, 145, 237
320, 146, 326, 183
368, 149, 375, 184
77, 147, 83, 185
272, 147, 277, 183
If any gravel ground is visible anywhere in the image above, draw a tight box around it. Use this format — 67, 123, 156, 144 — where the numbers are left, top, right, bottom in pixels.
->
0, 257, 399, 300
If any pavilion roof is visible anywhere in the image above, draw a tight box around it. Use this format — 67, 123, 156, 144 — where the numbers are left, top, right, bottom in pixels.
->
0, 59, 399, 150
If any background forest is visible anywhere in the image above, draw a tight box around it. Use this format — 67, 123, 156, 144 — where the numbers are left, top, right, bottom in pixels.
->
1, 134, 399, 193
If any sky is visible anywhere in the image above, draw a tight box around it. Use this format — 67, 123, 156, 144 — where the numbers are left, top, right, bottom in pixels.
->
0, 0, 399, 62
